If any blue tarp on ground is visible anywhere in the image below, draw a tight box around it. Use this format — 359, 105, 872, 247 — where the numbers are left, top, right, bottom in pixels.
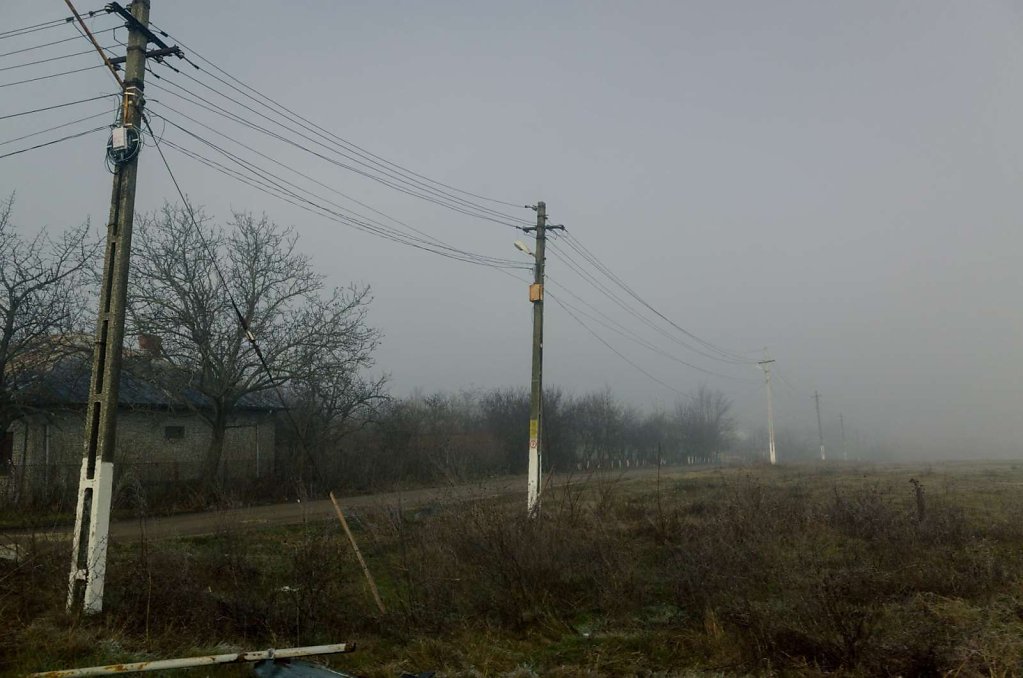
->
253, 659, 356, 678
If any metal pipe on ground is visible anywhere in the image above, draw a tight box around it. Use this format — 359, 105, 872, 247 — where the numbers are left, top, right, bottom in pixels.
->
29, 642, 355, 677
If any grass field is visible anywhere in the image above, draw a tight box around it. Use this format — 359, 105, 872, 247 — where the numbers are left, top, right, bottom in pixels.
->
5, 461, 1023, 676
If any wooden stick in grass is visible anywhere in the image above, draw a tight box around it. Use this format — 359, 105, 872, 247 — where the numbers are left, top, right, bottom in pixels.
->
329, 491, 386, 615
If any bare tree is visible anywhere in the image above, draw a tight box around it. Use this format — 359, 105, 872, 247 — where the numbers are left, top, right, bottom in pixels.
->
677, 383, 733, 464
0, 194, 95, 437
569, 388, 624, 469
127, 204, 382, 486
283, 348, 388, 491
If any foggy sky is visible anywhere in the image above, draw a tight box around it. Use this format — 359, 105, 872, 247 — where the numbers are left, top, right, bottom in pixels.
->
2, 1, 1021, 458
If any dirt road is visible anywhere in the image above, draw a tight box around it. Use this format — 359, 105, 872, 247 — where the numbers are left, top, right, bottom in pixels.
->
5, 465, 690, 544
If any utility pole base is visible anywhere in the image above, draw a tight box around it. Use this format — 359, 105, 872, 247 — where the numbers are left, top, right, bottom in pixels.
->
67, 460, 113, 614
527, 427, 540, 516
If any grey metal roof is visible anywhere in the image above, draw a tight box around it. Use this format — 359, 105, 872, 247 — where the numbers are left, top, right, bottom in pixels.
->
15, 355, 278, 412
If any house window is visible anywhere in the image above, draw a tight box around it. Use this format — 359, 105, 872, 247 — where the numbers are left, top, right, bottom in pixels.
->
164, 426, 185, 441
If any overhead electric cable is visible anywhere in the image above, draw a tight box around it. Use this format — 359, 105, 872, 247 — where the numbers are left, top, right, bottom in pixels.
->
559, 231, 757, 364
158, 122, 524, 267
150, 112, 528, 270
0, 45, 118, 73
149, 102, 525, 268
547, 293, 687, 396
547, 237, 753, 367
151, 22, 528, 214
147, 75, 527, 230
142, 116, 313, 462
0, 93, 117, 120
0, 27, 117, 59
0, 111, 111, 147
63, 0, 126, 88
546, 274, 758, 383
0, 17, 73, 41
0, 63, 105, 89
0, 125, 107, 160
152, 67, 529, 229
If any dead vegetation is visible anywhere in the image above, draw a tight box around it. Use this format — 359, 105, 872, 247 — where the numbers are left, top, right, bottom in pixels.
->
4, 463, 1023, 676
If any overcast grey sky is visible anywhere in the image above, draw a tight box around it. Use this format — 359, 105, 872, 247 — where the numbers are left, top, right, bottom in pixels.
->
2, 1, 1021, 458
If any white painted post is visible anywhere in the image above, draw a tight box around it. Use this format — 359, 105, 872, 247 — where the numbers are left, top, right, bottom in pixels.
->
67, 461, 113, 613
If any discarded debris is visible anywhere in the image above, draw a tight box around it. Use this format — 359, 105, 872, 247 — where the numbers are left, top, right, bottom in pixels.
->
30, 642, 355, 677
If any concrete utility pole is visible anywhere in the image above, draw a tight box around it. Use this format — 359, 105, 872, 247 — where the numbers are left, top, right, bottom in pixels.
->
814, 390, 825, 461
525, 202, 546, 518
67, 0, 152, 614
840, 413, 847, 461
758, 359, 776, 465
523, 201, 562, 517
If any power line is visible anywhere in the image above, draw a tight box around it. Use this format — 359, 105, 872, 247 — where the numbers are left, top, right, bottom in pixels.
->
0, 63, 105, 89
559, 230, 757, 364
0, 44, 118, 73
151, 21, 529, 214
148, 75, 525, 229
148, 102, 520, 268
149, 112, 528, 271
0, 110, 111, 147
151, 67, 529, 230
547, 292, 687, 397
0, 93, 117, 120
142, 116, 312, 470
547, 237, 753, 367
0, 18, 73, 41
146, 114, 361, 504
0, 8, 112, 41
0, 125, 107, 160
562, 230, 756, 364
0, 26, 117, 59
161, 130, 524, 268
546, 274, 758, 384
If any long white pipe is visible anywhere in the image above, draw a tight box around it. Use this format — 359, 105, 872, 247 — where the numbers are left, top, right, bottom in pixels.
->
30, 642, 354, 677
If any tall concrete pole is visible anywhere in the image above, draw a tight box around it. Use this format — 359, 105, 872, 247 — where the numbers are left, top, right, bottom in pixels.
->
758, 359, 776, 465
526, 201, 546, 517
67, 0, 151, 614
814, 390, 826, 461
840, 413, 847, 461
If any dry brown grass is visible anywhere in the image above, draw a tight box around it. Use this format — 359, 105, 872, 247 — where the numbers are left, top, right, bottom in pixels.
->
4, 463, 1023, 676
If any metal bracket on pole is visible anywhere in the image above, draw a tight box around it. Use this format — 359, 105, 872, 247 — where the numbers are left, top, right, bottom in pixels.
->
105, 2, 171, 51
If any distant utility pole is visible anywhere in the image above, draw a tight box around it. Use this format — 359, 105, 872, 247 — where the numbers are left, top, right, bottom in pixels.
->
758, 359, 776, 465
840, 413, 847, 461
67, 0, 178, 614
814, 390, 825, 461
523, 201, 562, 517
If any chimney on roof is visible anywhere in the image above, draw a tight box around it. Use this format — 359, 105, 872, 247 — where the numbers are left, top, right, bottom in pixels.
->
138, 333, 162, 358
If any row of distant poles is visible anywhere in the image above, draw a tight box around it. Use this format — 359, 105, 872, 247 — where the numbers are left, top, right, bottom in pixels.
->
62, 0, 836, 616
758, 358, 838, 465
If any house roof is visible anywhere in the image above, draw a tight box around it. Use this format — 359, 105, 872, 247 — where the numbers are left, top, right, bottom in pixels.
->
15, 354, 278, 412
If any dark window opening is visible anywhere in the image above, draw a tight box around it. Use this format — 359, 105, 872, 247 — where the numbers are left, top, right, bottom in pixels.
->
164, 426, 185, 441
0, 432, 11, 475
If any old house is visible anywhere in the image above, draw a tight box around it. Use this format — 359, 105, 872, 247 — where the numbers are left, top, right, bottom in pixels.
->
2, 346, 277, 503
